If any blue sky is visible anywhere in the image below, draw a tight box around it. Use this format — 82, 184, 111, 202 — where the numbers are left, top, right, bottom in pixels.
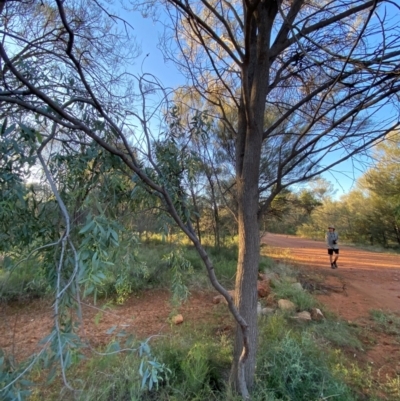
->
119, 5, 398, 199
122, 13, 182, 88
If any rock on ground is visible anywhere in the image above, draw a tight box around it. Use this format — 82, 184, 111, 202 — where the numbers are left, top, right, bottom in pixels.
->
295, 311, 312, 322
278, 299, 296, 311
172, 314, 184, 325
310, 308, 324, 321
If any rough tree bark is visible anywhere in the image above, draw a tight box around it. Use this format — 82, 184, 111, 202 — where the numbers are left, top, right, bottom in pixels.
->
230, 2, 279, 389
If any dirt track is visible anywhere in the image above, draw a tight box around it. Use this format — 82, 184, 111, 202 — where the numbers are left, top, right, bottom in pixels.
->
261, 233, 400, 319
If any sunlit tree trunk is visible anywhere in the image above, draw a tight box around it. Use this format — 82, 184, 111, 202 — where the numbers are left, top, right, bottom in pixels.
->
231, 127, 262, 389
228, 2, 278, 389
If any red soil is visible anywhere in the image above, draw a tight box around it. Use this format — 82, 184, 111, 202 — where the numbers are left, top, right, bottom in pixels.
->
1, 233, 399, 385
261, 233, 400, 378
261, 233, 400, 318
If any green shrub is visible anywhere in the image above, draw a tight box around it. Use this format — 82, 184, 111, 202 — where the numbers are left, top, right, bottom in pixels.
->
181, 343, 214, 396
370, 310, 400, 337
156, 334, 230, 397
0, 258, 50, 302
272, 279, 317, 311
68, 353, 146, 401
311, 319, 363, 349
255, 315, 356, 401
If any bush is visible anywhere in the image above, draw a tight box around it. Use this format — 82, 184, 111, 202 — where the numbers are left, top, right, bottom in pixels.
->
272, 278, 317, 311
0, 257, 50, 302
370, 310, 400, 337
311, 319, 363, 349
255, 315, 356, 401
152, 329, 231, 400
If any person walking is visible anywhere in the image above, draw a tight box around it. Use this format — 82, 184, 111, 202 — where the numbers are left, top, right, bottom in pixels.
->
326, 225, 339, 269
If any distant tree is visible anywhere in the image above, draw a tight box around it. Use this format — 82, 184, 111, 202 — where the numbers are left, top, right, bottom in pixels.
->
297, 197, 343, 239
308, 178, 337, 203
298, 190, 322, 216
358, 133, 400, 245
263, 187, 322, 235
299, 133, 400, 247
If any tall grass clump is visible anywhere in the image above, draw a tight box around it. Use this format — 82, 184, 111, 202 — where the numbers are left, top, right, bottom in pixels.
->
254, 314, 356, 401
135, 237, 241, 290
370, 310, 400, 337
152, 328, 232, 400
311, 319, 363, 349
70, 353, 146, 401
271, 278, 317, 311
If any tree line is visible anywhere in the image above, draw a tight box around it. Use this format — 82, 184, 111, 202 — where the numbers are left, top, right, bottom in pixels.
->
297, 134, 400, 248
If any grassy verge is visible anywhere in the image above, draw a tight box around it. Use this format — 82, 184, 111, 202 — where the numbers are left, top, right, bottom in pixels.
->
2, 239, 400, 400
369, 310, 400, 338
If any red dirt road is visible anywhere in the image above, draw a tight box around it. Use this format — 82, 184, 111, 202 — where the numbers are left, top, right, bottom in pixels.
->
261, 233, 400, 319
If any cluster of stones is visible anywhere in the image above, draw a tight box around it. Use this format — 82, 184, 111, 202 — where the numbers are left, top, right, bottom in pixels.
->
172, 273, 324, 325
274, 298, 324, 321
212, 274, 325, 322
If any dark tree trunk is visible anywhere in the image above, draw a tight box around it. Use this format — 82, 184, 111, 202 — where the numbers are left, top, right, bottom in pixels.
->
189, 184, 202, 244
230, 2, 278, 391
393, 223, 400, 245
208, 177, 221, 248
230, 133, 262, 389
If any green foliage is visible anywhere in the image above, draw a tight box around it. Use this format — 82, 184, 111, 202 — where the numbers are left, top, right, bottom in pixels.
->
151, 328, 231, 400
262, 184, 325, 236
129, 108, 207, 228
207, 244, 238, 287
271, 278, 318, 311
75, 205, 155, 305
0, 350, 34, 401
298, 134, 400, 248
163, 249, 193, 307
255, 315, 356, 401
310, 319, 363, 350
72, 354, 145, 401
47, 325, 230, 401
370, 310, 400, 337
136, 340, 171, 391
0, 121, 38, 186
332, 349, 400, 401
134, 239, 239, 291
38, 329, 84, 385
0, 258, 50, 302
0, 121, 57, 253
49, 337, 170, 401
180, 344, 212, 395
78, 211, 124, 301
